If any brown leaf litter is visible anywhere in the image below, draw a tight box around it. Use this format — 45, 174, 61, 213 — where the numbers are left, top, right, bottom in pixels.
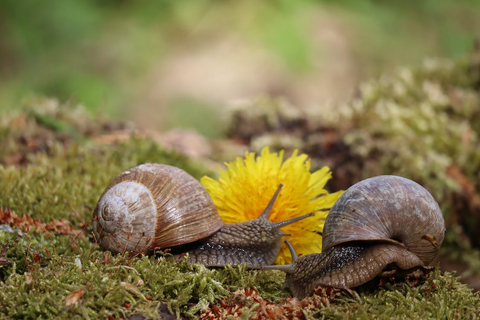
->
199, 267, 434, 319
199, 286, 342, 320
64, 288, 86, 306
0, 242, 12, 266
0, 207, 84, 237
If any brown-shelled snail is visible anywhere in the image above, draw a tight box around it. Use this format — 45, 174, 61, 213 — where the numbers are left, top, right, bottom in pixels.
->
92, 163, 313, 268
264, 175, 446, 299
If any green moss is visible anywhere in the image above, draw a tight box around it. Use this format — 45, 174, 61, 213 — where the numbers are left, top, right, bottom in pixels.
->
336, 57, 480, 201
314, 269, 480, 319
0, 98, 479, 318
0, 233, 288, 320
0, 138, 211, 226
0, 96, 116, 164
2, 240, 478, 320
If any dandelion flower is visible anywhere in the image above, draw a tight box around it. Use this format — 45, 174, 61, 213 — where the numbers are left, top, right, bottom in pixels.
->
201, 147, 343, 264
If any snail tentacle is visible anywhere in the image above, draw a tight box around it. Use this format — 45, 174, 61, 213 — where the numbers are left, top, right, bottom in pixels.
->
272, 212, 315, 230
187, 185, 315, 267
259, 183, 284, 220
262, 240, 297, 273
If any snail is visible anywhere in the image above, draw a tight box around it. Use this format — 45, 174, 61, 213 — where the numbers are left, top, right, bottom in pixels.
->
264, 175, 445, 299
92, 163, 314, 268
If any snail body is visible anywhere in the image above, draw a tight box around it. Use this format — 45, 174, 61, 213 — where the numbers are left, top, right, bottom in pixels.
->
266, 175, 445, 299
92, 163, 312, 268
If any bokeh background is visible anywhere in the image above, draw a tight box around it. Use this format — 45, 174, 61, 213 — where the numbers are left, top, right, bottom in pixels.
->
1, 0, 480, 136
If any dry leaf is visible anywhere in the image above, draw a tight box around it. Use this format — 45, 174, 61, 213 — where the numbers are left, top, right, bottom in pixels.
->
0, 207, 83, 237
199, 286, 342, 319
25, 272, 33, 285
65, 288, 86, 306
0, 243, 12, 266
447, 166, 480, 207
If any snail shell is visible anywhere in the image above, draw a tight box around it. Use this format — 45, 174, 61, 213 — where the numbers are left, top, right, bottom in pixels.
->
92, 163, 224, 254
323, 175, 444, 265
266, 175, 445, 299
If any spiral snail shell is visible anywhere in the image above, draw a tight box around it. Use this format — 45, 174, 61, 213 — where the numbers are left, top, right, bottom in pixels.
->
92, 163, 224, 254
92, 163, 313, 267
266, 175, 445, 299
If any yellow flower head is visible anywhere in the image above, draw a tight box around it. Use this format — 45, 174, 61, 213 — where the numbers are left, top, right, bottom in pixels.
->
200, 147, 343, 264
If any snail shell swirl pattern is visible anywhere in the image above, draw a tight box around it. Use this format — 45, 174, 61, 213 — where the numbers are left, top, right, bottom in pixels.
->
92, 164, 224, 254
323, 175, 445, 265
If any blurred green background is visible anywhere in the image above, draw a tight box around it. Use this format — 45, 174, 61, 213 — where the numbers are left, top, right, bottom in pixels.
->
1, 0, 479, 137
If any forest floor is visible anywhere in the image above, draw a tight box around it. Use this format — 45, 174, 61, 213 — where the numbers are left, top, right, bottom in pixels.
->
0, 93, 479, 319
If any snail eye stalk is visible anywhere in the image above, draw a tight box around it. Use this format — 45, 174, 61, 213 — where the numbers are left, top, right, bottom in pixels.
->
259, 184, 283, 220
261, 240, 297, 274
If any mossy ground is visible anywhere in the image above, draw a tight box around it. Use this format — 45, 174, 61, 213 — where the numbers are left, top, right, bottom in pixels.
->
227, 53, 480, 288
0, 100, 479, 319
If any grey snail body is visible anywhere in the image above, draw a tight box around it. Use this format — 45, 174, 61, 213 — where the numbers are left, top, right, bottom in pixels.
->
92, 163, 312, 268
266, 175, 445, 299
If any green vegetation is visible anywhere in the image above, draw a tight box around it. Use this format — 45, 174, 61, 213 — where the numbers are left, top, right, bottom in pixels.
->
1, 232, 479, 320
1, 0, 480, 123
0, 99, 479, 319
0, 99, 212, 224
0, 229, 282, 319
340, 57, 478, 201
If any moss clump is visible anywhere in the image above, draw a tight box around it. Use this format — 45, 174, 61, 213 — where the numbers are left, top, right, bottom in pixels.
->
0, 138, 211, 227
0, 228, 288, 319
0, 97, 199, 239
316, 269, 480, 319
336, 57, 480, 204
224, 54, 480, 281
1, 228, 479, 320
0, 96, 133, 166
201, 269, 480, 320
